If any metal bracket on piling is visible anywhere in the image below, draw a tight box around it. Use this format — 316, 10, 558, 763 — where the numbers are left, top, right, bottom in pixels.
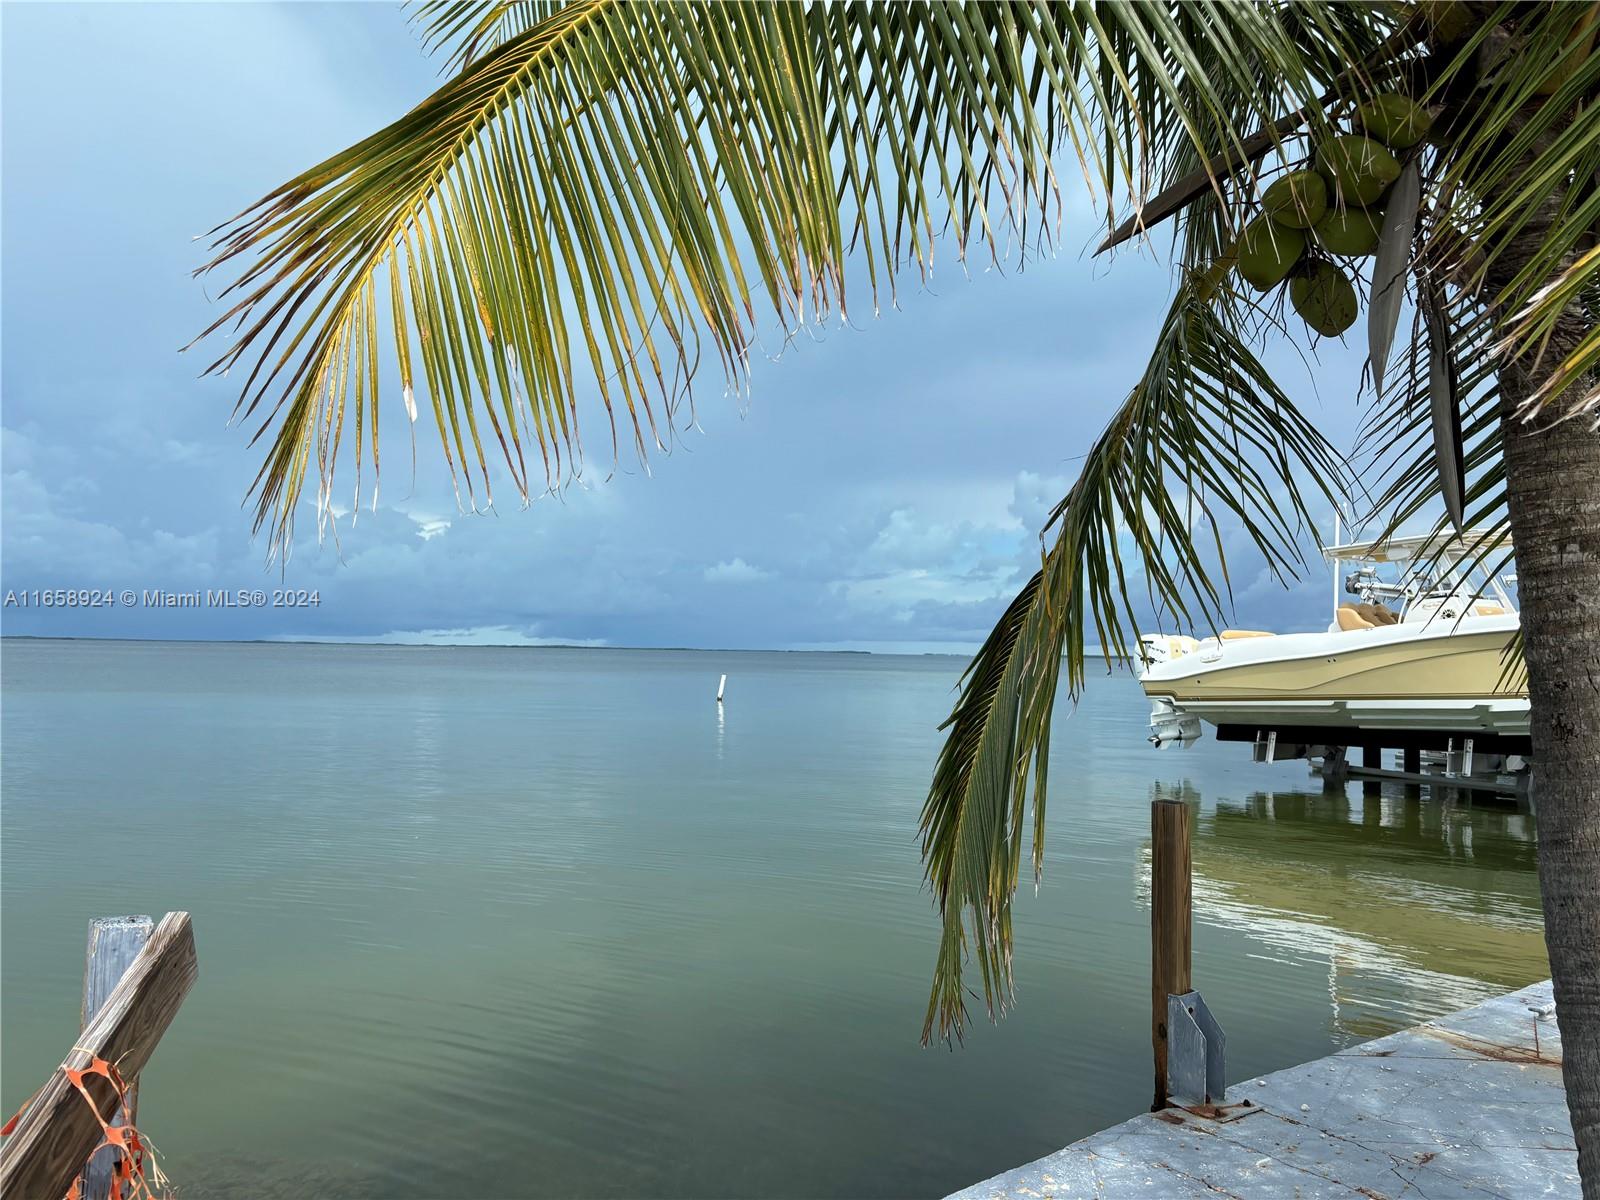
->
1166, 990, 1226, 1106
1444, 736, 1476, 777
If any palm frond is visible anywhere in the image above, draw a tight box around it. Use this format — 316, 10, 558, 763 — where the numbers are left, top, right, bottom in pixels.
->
1422, 2, 1600, 420
1356, 286, 1507, 541
1099, 6, 1412, 254
196, 0, 1349, 556
921, 566, 1062, 1046
410, 1, 565, 69
919, 255, 1347, 1045
1496, 244, 1600, 419
1342, 0, 1600, 565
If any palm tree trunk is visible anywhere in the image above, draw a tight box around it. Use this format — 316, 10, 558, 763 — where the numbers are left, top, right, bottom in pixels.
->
1500, 393, 1600, 1196
1485, 95, 1600, 1184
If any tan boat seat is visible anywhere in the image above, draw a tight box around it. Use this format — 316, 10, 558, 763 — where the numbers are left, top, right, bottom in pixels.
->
1354, 602, 1399, 626
1220, 629, 1274, 639
1337, 604, 1375, 631
1474, 603, 1507, 616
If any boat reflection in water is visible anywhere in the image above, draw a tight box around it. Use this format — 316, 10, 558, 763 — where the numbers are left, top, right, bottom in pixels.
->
1150, 781, 1547, 1043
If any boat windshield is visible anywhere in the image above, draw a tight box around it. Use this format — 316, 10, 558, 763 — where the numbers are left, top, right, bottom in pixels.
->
1320, 531, 1517, 625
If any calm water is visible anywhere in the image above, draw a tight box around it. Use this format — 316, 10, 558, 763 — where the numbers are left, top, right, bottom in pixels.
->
0, 639, 1547, 1198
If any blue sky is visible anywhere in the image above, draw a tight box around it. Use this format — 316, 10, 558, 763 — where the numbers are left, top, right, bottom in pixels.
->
2, 2, 1374, 652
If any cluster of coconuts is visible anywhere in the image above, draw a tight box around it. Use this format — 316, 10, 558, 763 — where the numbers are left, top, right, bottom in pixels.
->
1235, 93, 1432, 336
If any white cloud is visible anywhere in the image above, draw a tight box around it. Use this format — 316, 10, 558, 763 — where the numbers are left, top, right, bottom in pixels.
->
703, 557, 772, 583
832, 565, 1020, 615
865, 508, 967, 567
403, 510, 451, 541
1010, 470, 1070, 537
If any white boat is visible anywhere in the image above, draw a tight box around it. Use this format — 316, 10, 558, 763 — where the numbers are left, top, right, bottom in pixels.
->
1139, 530, 1528, 756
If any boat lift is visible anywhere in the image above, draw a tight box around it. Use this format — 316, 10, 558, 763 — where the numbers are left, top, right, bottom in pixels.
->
1219, 723, 1533, 802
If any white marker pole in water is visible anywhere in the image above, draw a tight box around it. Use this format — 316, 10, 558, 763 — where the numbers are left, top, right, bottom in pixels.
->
717, 674, 727, 704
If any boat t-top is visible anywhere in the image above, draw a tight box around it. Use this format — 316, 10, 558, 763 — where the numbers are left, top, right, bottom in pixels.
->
1138, 528, 1528, 791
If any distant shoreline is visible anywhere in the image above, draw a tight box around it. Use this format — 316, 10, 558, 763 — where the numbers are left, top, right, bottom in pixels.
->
0, 634, 1043, 659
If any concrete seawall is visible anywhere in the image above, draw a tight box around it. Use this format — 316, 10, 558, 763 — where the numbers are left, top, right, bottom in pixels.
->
949, 980, 1576, 1199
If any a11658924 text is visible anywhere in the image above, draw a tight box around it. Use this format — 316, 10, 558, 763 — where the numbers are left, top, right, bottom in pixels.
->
3, 588, 322, 610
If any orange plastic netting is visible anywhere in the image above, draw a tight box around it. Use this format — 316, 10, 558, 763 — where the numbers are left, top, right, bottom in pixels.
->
2, 1056, 171, 1200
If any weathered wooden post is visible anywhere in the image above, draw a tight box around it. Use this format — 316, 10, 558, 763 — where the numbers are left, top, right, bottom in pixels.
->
80, 916, 155, 1200
1151, 798, 1192, 1111
0, 911, 196, 1200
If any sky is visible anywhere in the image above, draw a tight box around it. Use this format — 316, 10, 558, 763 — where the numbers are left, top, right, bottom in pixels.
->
1, 2, 1377, 653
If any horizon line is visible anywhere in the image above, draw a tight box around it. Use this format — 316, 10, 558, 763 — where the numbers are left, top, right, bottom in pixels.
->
0, 633, 1116, 659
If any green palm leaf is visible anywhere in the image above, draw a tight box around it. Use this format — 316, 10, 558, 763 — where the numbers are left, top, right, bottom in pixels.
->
1421, 3, 1600, 419
411, 1, 566, 69
919, 253, 1346, 1043
195, 0, 1345, 553
922, 565, 1062, 1045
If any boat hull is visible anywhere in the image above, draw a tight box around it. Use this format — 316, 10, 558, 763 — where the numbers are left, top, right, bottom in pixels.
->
1140, 616, 1528, 741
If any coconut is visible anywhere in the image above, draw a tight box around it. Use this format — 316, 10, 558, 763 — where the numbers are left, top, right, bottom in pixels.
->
1421, 0, 1474, 45
1314, 162, 1339, 206
1316, 136, 1402, 206
1236, 217, 1307, 291
1312, 206, 1384, 256
1357, 95, 1433, 150
1262, 170, 1329, 229
1290, 261, 1358, 337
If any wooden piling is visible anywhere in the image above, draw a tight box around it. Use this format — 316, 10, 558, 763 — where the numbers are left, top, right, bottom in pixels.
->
80, 916, 155, 1200
0, 912, 197, 1200
1151, 799, 1193, 1111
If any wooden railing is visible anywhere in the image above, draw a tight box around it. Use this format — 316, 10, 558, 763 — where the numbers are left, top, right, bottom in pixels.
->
0, 912, 197, 1200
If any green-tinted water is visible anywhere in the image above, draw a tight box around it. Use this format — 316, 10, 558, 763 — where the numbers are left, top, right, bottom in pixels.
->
0, 639, 1546, 1197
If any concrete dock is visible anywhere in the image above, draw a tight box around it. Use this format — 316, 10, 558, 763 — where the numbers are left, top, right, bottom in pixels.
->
950, 981, 1576, 1199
